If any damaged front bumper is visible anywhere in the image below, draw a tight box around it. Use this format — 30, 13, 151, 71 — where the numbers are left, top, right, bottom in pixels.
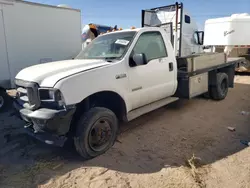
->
13, 100, 75, 147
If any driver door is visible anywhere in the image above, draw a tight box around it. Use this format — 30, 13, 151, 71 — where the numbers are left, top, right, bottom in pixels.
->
127, 31, 176, 110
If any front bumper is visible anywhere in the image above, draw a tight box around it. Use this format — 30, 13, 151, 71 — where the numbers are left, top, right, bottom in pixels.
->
13, 100, 76, 147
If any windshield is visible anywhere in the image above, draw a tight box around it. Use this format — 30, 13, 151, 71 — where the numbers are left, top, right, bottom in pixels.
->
76, 31, 136, 60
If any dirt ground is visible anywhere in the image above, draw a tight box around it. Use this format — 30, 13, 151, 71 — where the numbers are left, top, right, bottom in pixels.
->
0, 75, 250, 188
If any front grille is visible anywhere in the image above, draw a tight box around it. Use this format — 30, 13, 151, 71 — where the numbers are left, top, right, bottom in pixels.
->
15, 79, 40, 110
17, 86, 28, 103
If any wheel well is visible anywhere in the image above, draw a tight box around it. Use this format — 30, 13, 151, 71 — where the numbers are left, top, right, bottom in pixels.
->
69, 91, 127, 135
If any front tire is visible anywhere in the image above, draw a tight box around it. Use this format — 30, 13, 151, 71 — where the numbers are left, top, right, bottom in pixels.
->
74, 107, 118, 159
210, 72, 229, 100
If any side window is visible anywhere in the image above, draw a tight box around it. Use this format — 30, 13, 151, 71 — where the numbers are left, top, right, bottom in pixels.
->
132, 31, 168, 62
185, 15, 191, 24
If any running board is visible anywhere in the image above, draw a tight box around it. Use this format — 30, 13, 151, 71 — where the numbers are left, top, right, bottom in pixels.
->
127, 97, 179, 121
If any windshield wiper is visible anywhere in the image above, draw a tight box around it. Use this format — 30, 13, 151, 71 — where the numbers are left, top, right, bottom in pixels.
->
104, 57, 118, 62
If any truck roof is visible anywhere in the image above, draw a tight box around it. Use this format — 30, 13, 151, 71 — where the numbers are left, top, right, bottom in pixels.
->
103, 28, 141, 34
101, 27, 164, 36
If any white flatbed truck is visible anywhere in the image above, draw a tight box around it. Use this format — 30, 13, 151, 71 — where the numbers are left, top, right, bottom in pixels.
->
13, 2, 243, 159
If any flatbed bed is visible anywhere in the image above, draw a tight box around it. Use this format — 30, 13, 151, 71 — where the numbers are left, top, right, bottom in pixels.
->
178, 56, 244, 76
175, 55, 243, 99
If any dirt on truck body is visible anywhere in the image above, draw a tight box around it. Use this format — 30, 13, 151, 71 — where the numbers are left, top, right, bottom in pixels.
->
0, 75, 249, 188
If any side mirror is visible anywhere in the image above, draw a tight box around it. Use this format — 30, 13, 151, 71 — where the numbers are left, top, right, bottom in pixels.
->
194, 31, 204, 45
132, 53, 147, 66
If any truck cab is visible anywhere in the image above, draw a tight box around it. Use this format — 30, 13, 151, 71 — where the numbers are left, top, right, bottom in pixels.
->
14, 27, 179, 158
15, 27, 177, 115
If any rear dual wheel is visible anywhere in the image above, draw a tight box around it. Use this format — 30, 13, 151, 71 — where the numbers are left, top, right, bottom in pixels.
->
210, 72, 229, 100
204, 72, 229, 100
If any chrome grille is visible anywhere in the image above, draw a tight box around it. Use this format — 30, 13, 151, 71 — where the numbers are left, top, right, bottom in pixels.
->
17, 87, 28, 101
15, 79, 40, 110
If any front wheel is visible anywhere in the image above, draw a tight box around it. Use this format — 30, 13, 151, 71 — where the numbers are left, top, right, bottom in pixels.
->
74, 107, 118, 159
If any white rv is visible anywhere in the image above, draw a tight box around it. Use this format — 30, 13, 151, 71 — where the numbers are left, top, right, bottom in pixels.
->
204, 13, 250, 72
0, 0, 82, 111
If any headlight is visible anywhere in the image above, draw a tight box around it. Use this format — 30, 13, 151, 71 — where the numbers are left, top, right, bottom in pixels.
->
38, 88, 65, 107
48, 90, 55, 99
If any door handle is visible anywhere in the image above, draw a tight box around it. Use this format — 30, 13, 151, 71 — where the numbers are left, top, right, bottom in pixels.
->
169, 62, 173, 71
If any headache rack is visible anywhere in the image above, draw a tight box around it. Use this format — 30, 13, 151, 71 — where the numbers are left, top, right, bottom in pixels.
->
141, 2, 184, 57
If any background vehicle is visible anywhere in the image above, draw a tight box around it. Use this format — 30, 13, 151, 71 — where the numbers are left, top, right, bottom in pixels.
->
142, 2, 204, 57
0, 0, 82, 112
81, 23, 118, 48
13, 2, 243, 159
203, 13, 250, 72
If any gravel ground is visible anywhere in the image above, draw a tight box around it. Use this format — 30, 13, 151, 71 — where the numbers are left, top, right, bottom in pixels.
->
0, 75, 250, 188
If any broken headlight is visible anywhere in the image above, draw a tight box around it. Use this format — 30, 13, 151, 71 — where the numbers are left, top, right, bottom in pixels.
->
38, 88, 65, 107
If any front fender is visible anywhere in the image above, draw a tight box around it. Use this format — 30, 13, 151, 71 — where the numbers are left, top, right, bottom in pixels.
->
53, 65, 131, 112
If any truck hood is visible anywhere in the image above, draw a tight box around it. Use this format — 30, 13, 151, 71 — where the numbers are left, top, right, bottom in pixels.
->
15, 59, 111, 87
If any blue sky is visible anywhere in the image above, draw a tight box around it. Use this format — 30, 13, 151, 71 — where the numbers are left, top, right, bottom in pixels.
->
30, 0, 250, 29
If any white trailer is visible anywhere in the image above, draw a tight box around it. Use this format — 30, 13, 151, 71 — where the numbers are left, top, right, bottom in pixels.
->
203, 13, 250, 72
0, 0, 82, 111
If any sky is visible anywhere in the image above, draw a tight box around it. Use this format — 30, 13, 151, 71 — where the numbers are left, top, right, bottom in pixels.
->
29, 0, 250, 30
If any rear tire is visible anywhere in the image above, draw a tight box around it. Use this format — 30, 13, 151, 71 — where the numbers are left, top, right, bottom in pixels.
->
0, 90, 11, 113
210, 72, 229, 100
74, 107, 118, 159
